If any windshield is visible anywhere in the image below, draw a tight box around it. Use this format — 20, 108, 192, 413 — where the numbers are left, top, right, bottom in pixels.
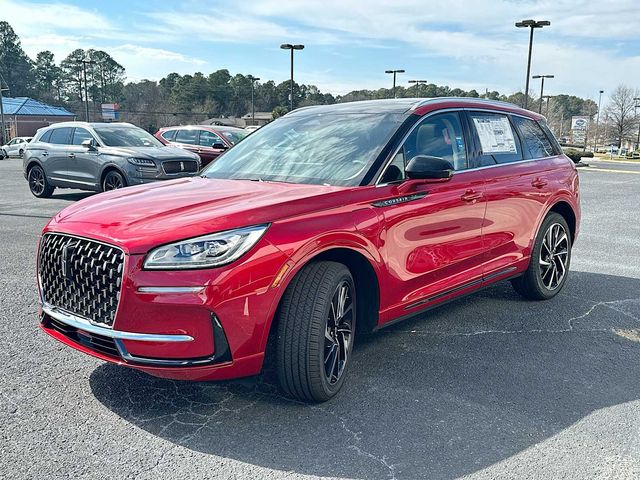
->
220, 130, 247, 145
202, 113, 404, 186
94, 126, 164, 147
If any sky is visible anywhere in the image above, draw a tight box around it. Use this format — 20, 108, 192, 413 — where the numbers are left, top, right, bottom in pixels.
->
2, 0, 639, 105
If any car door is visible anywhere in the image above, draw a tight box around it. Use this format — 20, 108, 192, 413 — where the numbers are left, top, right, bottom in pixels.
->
45, 127, 74, 184
466, 110, 556, 276
6, 138, 18, 156
173, 129, 200, 157
196, 129, 227, 165
66, 127, 101, 189
375, 111, 488, 323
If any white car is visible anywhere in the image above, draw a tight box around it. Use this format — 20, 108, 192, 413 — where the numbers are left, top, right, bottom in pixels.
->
1, 137, 32, 158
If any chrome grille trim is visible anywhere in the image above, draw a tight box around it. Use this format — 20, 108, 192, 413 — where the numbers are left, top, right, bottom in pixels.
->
38, 233, 125, 328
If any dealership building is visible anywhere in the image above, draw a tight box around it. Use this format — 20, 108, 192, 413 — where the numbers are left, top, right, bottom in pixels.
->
1, 97, 75, 140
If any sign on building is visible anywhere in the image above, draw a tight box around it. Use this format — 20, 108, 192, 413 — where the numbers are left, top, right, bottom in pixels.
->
101, 103, 120, 121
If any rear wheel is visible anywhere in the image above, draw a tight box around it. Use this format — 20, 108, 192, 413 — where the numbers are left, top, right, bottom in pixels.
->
18, 148, 24, 158
28, 165, 54, 198
276, 261, 356, 402
102, 170, 126, 191
511, 212, 571, 300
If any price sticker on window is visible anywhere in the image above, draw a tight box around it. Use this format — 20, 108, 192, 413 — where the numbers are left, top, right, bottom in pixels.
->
473, 116, 517, 154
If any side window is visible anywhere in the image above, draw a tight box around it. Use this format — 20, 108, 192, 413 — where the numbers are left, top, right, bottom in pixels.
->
174, 129, 198, 145
161, 130, 176, 142
49, 127, 73, 145
199, 130, 224, 147
513, 116, 556, 159
469, 112, 522, 166
39, 130, 52, 143
72, 128, 95, 146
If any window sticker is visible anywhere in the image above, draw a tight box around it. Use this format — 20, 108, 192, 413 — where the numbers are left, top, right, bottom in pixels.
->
472, 116, 517, 154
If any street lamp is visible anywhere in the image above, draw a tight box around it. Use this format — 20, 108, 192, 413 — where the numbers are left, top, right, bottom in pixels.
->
247, 75, 260, 124
385, 69, 405, 98
80, 55, 95, 122
634, 97, 640, 151
594, 90, 604, 153
532, 74, 554, 114
280, 44, 304, 112
408, 80, 428, 96
0, 77, 8, 146
541, 95, 553, 116
516, 19, 550, 110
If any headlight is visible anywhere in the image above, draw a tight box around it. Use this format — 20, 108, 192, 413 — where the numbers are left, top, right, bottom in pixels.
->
144, 224, 269, 269
127, 157, 156, 167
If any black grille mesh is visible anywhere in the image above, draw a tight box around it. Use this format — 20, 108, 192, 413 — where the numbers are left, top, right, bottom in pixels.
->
162, 160, 199, 174
39, 233, 124, 327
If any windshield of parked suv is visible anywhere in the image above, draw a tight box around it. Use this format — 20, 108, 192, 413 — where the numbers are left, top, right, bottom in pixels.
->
219, 130, 247, 144
202, 113, 404, 186
94, 126, 164, 147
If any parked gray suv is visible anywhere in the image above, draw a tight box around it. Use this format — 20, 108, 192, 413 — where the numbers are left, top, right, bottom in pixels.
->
23, 122, 201, 198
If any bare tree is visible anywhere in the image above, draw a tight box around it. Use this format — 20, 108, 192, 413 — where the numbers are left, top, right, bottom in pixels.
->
605, 85, 639, 148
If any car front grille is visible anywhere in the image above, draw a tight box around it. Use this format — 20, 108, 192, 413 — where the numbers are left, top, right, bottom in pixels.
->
39, 233, 125, 328
162, 160, 199, 174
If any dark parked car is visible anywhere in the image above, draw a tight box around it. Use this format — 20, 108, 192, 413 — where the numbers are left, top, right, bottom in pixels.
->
23, 122, 201, 197
38, 98, 579, 402
155, 125, 247, 166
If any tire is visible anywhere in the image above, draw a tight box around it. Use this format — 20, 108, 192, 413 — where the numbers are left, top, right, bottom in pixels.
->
27, 165, 54, 198
18, 148, 24, 158
102, 170, 126, 191
511, 212, 571, 300
276, 261, 356, 402
0, 149, 6, 160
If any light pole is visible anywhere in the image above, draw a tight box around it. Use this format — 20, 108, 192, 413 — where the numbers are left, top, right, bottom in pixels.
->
594, 90, 604, 153
532, 74, 554, 114
408, 79, 428, 96
0, 78, 8, 146
634, 97, 640, 151
280, 44, 304, 112
516, 19, 550, 110
247, 75, 260, 124
385, 69, 405, 98
80, 55, 94, 122
542, 95, 553, 116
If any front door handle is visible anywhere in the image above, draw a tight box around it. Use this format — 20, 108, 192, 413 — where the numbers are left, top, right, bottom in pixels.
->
41, 151, 48, 157
461, 189, 483, 202
531, 178, 548, 188
68, 153, 75, 159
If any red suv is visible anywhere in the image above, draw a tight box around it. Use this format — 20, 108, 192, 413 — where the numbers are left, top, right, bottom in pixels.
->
38, 98, 580, 402
155, 125, 247, 166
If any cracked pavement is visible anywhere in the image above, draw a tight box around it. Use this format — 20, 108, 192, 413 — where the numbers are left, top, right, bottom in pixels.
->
1, 159, 639, 479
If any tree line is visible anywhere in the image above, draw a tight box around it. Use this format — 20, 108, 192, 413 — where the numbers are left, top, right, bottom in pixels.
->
0, 21, 637, 147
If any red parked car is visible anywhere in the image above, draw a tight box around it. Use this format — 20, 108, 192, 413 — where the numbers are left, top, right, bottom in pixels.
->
38, 98, 580, 401
155, 125, 247, 166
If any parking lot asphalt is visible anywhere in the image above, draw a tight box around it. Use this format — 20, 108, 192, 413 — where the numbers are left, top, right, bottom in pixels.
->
1, 158, 639, 480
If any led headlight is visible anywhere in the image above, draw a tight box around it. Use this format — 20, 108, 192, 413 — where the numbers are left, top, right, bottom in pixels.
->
144, 224, 269, 269
127, 157, 156, 167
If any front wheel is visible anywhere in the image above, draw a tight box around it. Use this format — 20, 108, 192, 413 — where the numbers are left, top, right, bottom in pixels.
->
511, 212, 571, 300
102, 170, 126, 191
276, 261, 356, 402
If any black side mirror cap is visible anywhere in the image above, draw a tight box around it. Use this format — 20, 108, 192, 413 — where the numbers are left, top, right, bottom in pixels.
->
405, 155, 454, 180
212, 142, 228, 150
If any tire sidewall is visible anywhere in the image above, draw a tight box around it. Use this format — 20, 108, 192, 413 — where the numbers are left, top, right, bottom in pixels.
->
102, 171, 126, 191
28, 165, 48, 198
312, 268, 357, 399
531, 213, 572, 298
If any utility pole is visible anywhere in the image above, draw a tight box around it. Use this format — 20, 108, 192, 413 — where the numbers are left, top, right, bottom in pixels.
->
532, 75, 554, 114
385, 69, 405, 98
515, 19, 550, 110
247, 75, 260, 124
634, 97, 640, 151
0, 78, 7, 145
594, 90, 604, 153
80, 56, 94, 122
280, 44, 304, 112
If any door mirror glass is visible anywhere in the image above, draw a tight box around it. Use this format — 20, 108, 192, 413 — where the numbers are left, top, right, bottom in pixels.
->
405, 155, 454, 180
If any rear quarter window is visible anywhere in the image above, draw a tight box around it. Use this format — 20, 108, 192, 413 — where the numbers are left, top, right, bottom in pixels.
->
512, 116, 555, 159
39, 130, 53, 143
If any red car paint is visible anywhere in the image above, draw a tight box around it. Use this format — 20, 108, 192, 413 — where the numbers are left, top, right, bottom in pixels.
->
154, 125, 246, 166
39, 98, 580, 382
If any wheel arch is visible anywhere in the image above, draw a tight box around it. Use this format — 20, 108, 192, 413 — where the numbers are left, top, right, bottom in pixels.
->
25, 159, 45, 175
100, 165, 127, 188
547, 200, 577, 243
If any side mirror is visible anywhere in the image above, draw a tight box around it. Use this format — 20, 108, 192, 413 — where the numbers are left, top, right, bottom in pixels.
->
212, 142, 228, 150
81, 139, 97, 151
405, 155, 454, 180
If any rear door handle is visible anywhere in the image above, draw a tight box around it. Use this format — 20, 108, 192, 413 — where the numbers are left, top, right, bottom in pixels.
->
41, 151, 48, 157
68, 153, 75, 159
531, 178, 548, 188
461, 189, 483, 202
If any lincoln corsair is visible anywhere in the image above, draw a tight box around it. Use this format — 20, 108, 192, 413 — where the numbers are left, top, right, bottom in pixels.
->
23, 122, 200, 197
37, 98, 580, 401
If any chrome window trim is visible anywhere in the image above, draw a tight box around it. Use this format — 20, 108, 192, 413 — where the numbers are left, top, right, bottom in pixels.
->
375, 107, 559, 185
42, 303, 194, 342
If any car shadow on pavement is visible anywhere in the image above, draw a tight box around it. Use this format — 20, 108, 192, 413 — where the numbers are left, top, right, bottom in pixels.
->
90, 271, 640, 479
50, 191, 95, 202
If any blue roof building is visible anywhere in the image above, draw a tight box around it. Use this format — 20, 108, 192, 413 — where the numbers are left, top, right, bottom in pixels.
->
1, 97, 75, 140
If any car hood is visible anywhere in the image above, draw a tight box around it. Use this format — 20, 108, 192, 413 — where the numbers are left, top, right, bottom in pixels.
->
99, 145, 199, 160
47, 177, 354, 253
